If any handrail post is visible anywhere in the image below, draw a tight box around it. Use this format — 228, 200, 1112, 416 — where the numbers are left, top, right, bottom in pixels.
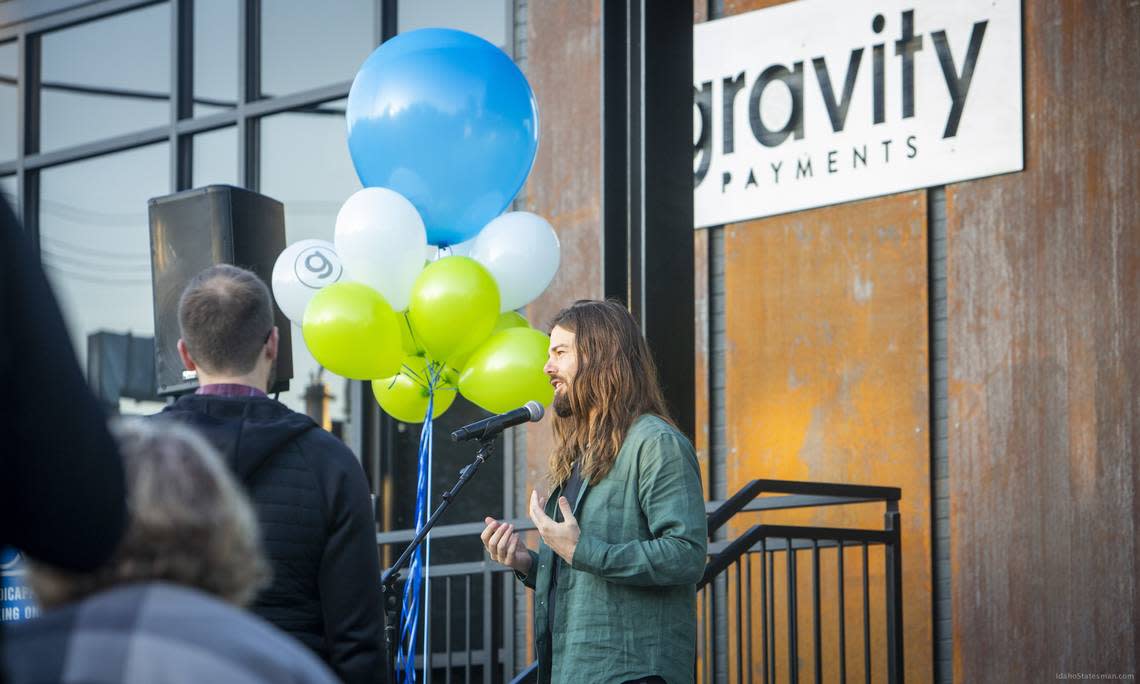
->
885, 506, 905, 683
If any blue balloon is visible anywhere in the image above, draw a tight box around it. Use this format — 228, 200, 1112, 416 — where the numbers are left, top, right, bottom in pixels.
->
347, 29, 539, 247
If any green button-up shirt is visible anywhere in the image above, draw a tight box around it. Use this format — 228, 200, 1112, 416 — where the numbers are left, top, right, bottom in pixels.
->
516, 415, 708, 684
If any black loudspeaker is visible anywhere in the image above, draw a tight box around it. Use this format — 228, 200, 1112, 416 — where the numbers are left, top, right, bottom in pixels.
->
148, 185, 292, 396
87, 331, 163, 413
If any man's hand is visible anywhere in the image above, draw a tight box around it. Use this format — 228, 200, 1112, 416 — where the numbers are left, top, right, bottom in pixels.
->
528, 489, 580, 565
480, 517, 534, 574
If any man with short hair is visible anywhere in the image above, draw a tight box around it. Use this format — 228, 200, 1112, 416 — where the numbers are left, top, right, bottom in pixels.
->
154, 264, 383, 684
481, 299, 708, 684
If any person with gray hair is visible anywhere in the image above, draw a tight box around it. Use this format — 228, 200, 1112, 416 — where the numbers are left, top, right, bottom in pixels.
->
152, 263, 384, 684
3, 419, 338, 684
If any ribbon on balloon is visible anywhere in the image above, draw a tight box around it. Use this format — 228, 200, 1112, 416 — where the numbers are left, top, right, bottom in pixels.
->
395, 361, 446, 684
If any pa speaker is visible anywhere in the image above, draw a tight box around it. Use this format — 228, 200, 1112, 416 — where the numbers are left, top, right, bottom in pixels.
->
148, 185, 292, 397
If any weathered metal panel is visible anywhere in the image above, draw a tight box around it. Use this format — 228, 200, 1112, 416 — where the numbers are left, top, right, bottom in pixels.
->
724, 190, 932, 683
519, 0, 604, 492
694, 3, 710, 487
707, 0, 932, 680
518, 0, 605, 666
947, 2, 1140, 681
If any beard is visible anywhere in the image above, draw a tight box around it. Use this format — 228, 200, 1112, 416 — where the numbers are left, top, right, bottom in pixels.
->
552, 388, 573, 418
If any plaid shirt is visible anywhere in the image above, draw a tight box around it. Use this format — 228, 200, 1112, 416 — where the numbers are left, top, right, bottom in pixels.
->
3, 582, 338, 684
196, 383, 268, 398
516, 415, 708, 684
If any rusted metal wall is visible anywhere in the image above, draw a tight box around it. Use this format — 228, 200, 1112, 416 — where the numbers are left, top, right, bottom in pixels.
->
947, 2, 1140, 681
520, 0, 604, 494
723, 192, 933, 683
693, 0, 712, 498
703, 0, 934, 681
517, 0, 605, 667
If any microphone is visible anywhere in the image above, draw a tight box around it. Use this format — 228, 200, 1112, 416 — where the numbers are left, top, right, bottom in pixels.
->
451, 401, 544, 442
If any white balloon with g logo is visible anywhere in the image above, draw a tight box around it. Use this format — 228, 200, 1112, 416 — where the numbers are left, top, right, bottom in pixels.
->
471, 212, 561, 312
271, 239, 345, 324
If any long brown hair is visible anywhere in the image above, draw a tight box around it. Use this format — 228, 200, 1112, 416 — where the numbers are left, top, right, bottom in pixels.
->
548, 299, 673, 486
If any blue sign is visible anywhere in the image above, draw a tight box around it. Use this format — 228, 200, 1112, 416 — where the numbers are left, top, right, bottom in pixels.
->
2, 548, 40, 622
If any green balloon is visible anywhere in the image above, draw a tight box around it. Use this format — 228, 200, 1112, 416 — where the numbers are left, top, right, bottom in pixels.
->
302, 282, 402, 380
399, 312, 425, 357
443, 311, 530, 384
493, 310, 530, 332
408, 256, 500, 363
458, 327, 554, 414
371, 356, 456, 423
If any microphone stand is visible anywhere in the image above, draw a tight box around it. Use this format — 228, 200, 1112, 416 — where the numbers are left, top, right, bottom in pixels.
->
380, 435, 497, 683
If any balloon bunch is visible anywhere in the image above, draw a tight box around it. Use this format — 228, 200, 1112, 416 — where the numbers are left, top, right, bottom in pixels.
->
270, 28, 559, 423
268, 29, 557, 684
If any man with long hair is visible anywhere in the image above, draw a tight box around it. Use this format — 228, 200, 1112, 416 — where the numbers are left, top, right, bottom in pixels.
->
481, 300, 708, 684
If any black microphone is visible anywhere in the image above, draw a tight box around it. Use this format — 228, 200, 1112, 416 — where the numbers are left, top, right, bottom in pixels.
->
450, 401, 544, 442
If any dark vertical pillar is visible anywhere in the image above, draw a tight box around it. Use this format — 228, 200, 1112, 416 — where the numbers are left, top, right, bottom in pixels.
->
237, 0, 259, 190
172, 0, 193, 191
601, 0, 695, 440
20, 33, 40, 253
374, 0, 400, 551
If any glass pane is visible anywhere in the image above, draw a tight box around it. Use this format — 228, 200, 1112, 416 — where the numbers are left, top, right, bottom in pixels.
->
0, 41, 17, 162
192, 126, 237, 187
0, 175, 16, 216
193, 0, 238, 117
399, 0, 509, 50
260, 1, 375, 99
40, 4, 171, 153
260, 98, 360, 421
39, 143, 168, 414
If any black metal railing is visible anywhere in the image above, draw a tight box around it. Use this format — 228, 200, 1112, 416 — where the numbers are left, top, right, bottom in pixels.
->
376, 522, 526, 684
697, 480, 903, 684
377, 479, 903, 684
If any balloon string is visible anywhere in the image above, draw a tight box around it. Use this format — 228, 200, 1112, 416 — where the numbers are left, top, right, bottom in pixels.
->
398, 367, 438, 684
422, 383, 434, 680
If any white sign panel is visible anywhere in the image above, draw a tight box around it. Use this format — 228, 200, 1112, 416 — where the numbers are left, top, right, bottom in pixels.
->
693, 0, 1022, 227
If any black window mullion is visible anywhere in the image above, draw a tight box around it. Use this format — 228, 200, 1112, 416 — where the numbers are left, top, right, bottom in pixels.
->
381, 0, 397, 42
22, 169, 39, 256
11, 30, 25, 222
244, 116, 259, 192
237, 0, 258, 190
171, 0, 193, 191
21, 31, 40, 251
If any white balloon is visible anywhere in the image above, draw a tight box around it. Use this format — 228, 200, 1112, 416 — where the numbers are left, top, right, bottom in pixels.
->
271, 239, 345, 324
334, 187, 427, 311
471, 212, 560, 312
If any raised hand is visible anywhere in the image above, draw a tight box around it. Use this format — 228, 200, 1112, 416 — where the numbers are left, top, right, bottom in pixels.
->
480, 517, 534, 574
528, 489, 580, 565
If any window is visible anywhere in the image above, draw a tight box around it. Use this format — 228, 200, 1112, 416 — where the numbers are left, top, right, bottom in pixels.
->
0, 175, 16, 214
192, 126, 238, 187
38, 144, 168, 395
260, 98, 360, 421
259, 2, 376, 98
39, 4, 171, 153
399, 0, 510, 50
0, 41, 17, 162
193, 0, 239, 117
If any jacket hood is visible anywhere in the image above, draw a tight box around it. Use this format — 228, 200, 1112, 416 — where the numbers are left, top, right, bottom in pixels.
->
158, 395, 318, 482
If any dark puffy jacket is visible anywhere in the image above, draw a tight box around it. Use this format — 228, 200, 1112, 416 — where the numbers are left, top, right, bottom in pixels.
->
154, 395, 384, 684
